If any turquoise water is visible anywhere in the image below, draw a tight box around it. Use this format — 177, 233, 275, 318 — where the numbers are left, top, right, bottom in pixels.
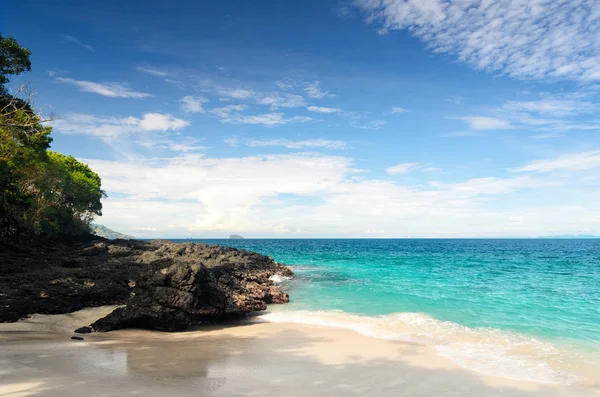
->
176, 239, 600, 384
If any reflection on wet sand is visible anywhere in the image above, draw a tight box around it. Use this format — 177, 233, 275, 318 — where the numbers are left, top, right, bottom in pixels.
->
1, 316, 598, 397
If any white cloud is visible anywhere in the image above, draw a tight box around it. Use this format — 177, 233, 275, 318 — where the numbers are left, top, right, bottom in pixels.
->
138, 113, 189, 131
500, 99, 598, 118
514, 151, 600, 173
459, 96, 600, 132
51, 112, 189, 139
355, 0, 600, 81
180, 96, 208, 113
137, 137, 207, 153
62, 35, 94, 52
218, 88, 255, 99
233, 138, 348, 149
165, 79, 185, 88
352, 119, 387, 129
304, 81, 334, 99
392, 107, 408, 113
439, 131, 482, 138
136, 66, 169, 77
55, 77, 151, 99
89, 148, 600, 238
386, 162, 423, 175
447, 96, 463, 105
87, 153, 351, 235
257, 94, 305, 109
307, 106, 341, 114
275, 79, 298, 90
210, 105, 311, 126
531, 133, 564, 139
430, 176, 559, 195
455, 116, 512, 130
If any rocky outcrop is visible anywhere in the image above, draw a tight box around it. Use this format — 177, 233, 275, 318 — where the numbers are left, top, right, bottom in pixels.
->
0, 238, 293, 331
91, 241, 292, 332
0, 236, 145, 323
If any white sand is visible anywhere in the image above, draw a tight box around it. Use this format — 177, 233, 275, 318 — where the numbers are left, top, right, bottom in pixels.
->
0, 307, 598, 397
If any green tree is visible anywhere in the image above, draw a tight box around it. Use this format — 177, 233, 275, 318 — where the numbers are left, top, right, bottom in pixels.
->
0, 34, 104, 236
0, 34, 31, 90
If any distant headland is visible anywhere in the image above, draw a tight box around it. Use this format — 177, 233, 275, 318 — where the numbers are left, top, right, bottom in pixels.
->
91, 224, 135, 240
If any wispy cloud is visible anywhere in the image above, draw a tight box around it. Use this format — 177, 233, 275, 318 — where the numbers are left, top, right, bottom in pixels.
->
304, 81, 335, 99
392, 107, 409, 113
227, 138, 348, 149
136, 66, 169, 77
447, 96, 463, 105
386, 162, 424, 175
257, 94, 305, 109
439, 131, 482, 138
51, 112, 189, 139
62, 35, 94, 52
531, 133, 564, 139
513, 151, 600, 173
55, 77, 151, 99
165, 79, 185, 88
355, 0, 600, 81
307, 106, 341, 114
275, 79, 298, 90
180, 96, 208, 113
218, 88, 255, 100
458, 96, 600, 132
210, 105, 311, 126
500, 99, 598, 118
352, 119, 387, 129
453, 116, 512, 130
137, 136, 207, 153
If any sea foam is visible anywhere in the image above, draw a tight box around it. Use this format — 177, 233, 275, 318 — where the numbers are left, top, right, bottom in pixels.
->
253, 309, 597, 386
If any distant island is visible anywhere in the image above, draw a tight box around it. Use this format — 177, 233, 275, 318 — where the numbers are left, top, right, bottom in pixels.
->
229, 235, 244, 240
91, 224, 135, 240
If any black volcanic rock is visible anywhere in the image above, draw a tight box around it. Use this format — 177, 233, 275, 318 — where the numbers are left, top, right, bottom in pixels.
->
91, 241, 293, 332
0, 236, 144, 323
0, 237, 293, 331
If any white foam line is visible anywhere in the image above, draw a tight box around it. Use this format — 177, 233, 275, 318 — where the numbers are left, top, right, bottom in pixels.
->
252, 310, 580, 386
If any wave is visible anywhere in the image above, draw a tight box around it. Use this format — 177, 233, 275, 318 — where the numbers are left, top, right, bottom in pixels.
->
269, 274, 292, 284
252, 309, 599, 386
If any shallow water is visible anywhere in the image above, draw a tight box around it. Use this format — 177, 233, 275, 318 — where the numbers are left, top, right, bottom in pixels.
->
177, 239, 600, 385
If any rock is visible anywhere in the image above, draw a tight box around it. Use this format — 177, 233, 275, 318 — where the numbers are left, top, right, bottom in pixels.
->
90, 242, 293, 332
0, 238, 293, 331
71, 336, 84, 340
74, 326, 93, 334
229, 235, 244, 239
0, 236, 145, 323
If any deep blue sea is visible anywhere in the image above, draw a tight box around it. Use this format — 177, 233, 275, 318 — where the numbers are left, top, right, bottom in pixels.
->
175, 239, 600, 385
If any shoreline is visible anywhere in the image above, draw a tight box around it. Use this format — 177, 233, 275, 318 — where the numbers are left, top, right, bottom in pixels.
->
1, 307, 598, 397
251, 307, 600, 387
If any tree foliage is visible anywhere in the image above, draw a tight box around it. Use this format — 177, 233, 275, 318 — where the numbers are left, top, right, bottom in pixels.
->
0, 34, 105, 236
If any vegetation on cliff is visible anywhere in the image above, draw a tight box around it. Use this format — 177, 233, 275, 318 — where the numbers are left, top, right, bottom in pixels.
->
91, 224, 135, 240
0, 34, 104, 237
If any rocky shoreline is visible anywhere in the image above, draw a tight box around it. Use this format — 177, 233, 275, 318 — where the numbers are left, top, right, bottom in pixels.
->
0, 237, 293, 331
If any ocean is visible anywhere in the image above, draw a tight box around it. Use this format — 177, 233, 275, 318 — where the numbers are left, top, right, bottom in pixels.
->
176, 239, 600, 386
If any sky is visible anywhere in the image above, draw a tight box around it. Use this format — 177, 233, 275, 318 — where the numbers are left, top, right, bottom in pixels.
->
4, 0, 600, 238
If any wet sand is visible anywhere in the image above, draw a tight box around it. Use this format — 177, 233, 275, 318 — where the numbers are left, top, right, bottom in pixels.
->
0, 307, 598, 397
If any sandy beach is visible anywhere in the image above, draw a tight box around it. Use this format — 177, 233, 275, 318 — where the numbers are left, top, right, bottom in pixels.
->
0, 307, 598, 397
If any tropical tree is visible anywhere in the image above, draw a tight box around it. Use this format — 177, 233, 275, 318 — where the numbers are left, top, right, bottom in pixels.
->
0, 34, 104, 236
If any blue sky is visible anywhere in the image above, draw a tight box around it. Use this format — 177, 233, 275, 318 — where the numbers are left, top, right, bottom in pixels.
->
5, 0, 600, 237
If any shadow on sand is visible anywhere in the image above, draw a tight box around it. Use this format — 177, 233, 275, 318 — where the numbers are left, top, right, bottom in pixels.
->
0, 322, 597, 397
